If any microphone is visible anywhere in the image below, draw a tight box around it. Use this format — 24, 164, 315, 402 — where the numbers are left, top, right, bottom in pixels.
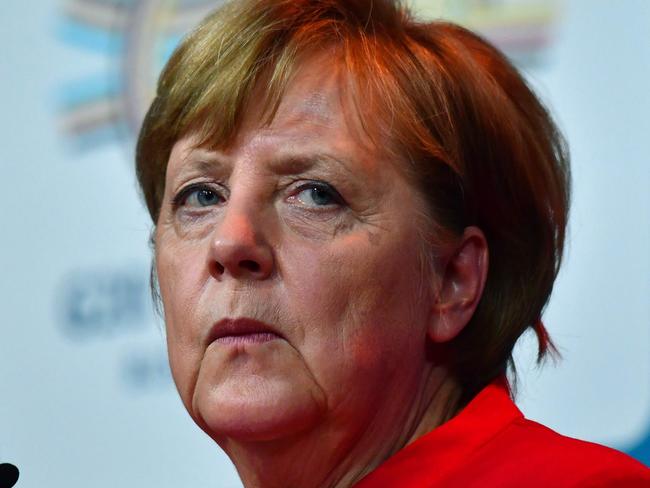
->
0, 463, 19, 488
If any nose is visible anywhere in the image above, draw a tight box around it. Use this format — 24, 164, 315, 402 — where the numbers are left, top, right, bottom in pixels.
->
208, 206, 274, 281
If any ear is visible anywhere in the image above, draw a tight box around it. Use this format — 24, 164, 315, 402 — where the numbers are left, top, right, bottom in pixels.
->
428, 226, 488, 343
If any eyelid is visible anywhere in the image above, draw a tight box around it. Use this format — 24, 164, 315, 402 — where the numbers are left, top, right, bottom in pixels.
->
172, 181, 227, 209
291, 180, 346, 205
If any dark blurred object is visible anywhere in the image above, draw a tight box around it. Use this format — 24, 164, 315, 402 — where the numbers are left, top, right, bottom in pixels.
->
0, 463, 19, 488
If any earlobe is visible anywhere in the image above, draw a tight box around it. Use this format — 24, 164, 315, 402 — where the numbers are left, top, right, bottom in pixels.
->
428, 226, 488, 343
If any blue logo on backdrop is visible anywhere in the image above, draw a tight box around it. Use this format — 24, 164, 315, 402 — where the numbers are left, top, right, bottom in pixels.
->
57, 265, 174, 390
57, 0, 219, 150
121, 347, 173, 391
56, 0, 558, 151
58, 267, 148, 340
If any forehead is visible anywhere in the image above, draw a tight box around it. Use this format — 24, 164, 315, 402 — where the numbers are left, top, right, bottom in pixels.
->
169, 50, 389, 176
239, 50, 364, 142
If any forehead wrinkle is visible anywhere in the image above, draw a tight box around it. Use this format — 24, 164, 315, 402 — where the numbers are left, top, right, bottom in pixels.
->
166, 139, 234, 186
299, 91, 333, 124
271, 89, 337, 131
271, 52, 343, 128
268, 94, 382, 180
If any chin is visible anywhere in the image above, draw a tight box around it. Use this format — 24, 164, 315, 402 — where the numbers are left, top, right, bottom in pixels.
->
186, 335, 329, 442
194, 376, 326, 442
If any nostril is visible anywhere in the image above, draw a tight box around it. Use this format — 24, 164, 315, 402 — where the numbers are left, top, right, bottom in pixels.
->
212, 261, 225, 275
239, 260, 260, 272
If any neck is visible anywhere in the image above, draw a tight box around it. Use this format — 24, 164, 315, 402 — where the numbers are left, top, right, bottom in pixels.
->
220, 368, 462, 488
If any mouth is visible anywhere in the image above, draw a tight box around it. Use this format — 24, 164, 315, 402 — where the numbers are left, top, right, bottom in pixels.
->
206, 317, 284, 346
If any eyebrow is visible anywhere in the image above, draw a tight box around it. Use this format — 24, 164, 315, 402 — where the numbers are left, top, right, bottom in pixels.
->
172, 151, 229, 181
187, 158, 220, 173
268, 154, 322, 174
267, 153, 357, 178
173, 148, 358, 182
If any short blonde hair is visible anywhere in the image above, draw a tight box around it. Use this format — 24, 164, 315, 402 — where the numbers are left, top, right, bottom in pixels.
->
137, 0, 570, 401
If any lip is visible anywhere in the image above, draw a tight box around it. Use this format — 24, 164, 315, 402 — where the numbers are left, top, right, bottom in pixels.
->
206, 317, 284, 346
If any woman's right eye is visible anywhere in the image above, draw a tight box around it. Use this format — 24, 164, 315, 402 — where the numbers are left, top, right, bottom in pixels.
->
174, 184, 225, 209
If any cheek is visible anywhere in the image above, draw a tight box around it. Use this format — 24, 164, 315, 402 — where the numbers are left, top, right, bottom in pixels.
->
157, 236, 209, 328
278, 230, 430, 424
156, 239, 209, 402
282, 228, 428, 377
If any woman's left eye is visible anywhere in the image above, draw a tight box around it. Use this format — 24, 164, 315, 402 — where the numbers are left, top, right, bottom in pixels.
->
293, 182, 343, 208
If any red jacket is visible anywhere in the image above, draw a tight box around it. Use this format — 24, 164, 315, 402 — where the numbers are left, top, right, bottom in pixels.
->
355, 380, 650, 487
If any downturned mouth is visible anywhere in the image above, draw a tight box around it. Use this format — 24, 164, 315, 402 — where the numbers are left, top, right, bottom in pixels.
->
207, 317, 284, 346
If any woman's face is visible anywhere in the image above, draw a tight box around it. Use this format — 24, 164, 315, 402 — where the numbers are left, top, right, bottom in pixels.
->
155, 53, 438, 447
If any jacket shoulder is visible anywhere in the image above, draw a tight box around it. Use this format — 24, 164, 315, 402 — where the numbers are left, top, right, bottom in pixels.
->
479, 417, 650, 486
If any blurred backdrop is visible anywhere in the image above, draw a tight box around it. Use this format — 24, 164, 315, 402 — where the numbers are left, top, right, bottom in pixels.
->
1, 0, 648, 486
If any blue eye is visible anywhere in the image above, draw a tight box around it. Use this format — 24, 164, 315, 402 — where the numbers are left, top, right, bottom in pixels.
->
175, 185, 223, 208
294, 183, 342, 207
